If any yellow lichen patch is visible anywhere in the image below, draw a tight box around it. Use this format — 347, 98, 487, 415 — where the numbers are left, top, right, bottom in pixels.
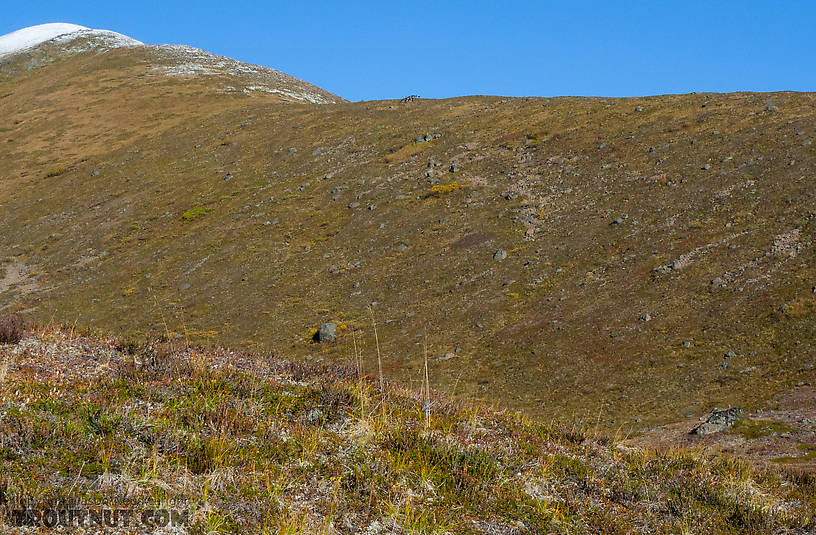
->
430, 182, 462, 195
122, 288, 136, 296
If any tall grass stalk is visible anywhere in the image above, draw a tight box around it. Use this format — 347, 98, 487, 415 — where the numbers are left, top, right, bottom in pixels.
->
368, 306, 385, 422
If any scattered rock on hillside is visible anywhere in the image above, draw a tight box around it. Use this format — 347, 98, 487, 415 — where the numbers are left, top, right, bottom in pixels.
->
315, 323, 337, 343
690, 407, 742, 435
635, 106, 644, 112
493, 249, 507, 261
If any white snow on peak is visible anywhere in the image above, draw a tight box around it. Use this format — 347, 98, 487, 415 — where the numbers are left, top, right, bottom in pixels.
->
0, 23, 338, 103
0, 23, 142, 58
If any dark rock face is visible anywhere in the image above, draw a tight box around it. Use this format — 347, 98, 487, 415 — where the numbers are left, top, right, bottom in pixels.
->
690, 407, 742, 435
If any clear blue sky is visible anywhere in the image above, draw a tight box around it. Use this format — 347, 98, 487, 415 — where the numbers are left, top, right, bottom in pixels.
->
3, 1, 814, 101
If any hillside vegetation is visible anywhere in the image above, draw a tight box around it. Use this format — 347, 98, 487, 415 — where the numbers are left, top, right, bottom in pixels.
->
0, 327, 814, 533
0, 40, 815, 432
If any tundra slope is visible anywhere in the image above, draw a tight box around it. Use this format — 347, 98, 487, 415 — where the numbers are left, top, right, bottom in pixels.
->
0, 32, 815, 432
0, 328, 813, 534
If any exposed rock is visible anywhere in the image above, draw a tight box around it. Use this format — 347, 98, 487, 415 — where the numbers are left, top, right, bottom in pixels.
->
415, 133, 435, 144
303, 408, 323, 424
315, 323, 337, 343
690, 407, 742, 435
635, 106, 644, 112
493, 249, 507, 261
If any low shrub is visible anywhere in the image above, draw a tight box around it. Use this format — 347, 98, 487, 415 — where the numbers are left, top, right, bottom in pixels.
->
182, 206, 208, 221
45, 166, 68, 177
0, 313, 25, 344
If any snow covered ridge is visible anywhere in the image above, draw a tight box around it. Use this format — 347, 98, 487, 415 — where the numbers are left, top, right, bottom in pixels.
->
0, 23, 341, 104
147, 45, 338, 104
0, 23, 142, 57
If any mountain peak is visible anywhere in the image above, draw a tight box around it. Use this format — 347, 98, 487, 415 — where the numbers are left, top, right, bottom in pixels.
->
0, 22, 142, 58
0, 23, 342, 103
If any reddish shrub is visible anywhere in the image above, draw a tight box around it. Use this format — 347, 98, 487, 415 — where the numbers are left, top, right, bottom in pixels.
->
0, 313, 25, 344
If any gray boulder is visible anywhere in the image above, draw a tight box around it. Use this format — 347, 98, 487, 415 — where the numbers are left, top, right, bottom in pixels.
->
690, 407, 742, 435
315, 323, 338, 343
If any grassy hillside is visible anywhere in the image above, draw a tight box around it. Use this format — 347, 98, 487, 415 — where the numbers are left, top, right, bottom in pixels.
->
0, 327, 814, 533
1, 45, 815, 430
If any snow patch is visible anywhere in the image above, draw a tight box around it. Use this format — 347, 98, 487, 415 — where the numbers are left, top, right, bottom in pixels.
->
0, 23, 86, 56
0, 23, 141, 58
242, 85, 327, 104
148, 45, 337, 103
50, 28, 142, 54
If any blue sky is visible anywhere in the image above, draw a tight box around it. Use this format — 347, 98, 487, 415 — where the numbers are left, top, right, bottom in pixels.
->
3, 1, 814, 101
